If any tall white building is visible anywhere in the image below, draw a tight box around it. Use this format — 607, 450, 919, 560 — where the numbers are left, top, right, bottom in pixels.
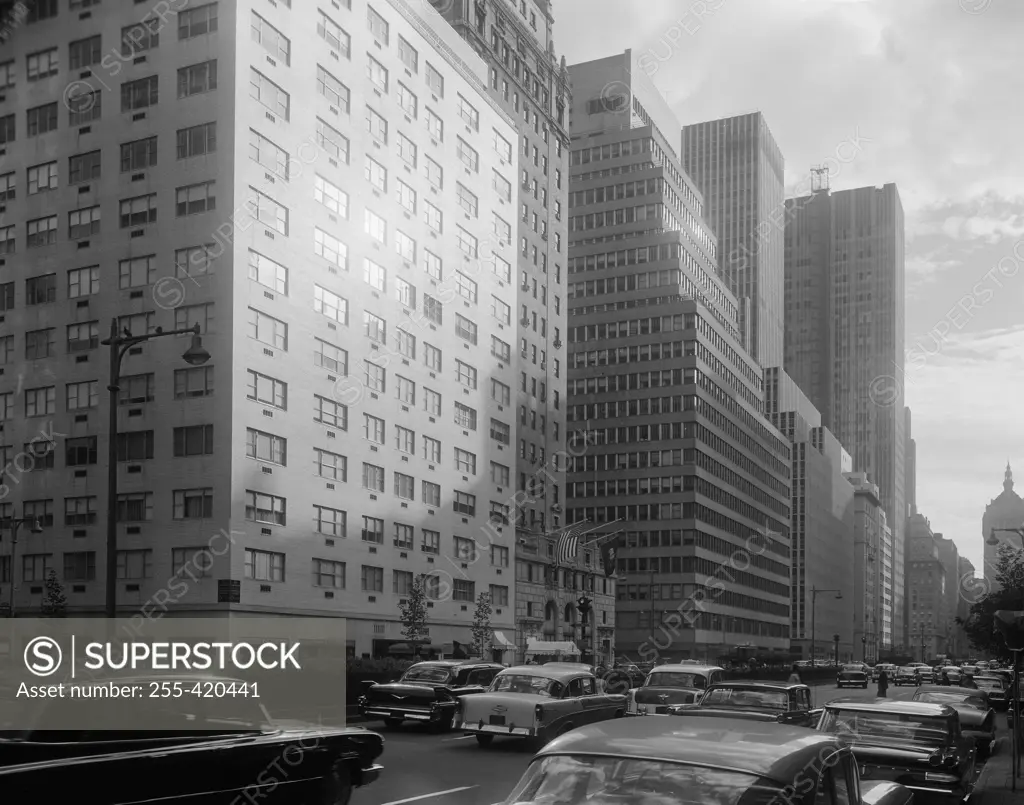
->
0, 0, 524, 657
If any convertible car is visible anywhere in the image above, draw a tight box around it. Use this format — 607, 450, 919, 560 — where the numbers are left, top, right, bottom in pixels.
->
818, 698, 976, 803
624, 664, 724, 715
912, 685, 996, 757
357, 659, 503, 731
0, 674, 383, 804
668, 681, 821, 727
500, 715, 913, 805
457, 665, 625, 748
838, 663, 870, 688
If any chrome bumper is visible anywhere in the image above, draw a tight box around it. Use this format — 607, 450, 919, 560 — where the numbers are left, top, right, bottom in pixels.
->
360, 764, 384, 785
458, 720, 535, 737
360, 707, 437, 721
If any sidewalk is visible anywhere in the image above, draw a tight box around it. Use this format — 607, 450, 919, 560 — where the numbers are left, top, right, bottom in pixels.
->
974, 737, 1020, 804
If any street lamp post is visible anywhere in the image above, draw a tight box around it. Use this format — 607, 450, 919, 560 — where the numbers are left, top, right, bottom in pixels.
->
102, 320, 210, 619
2, 517, 44, 617
810, 587, 843, 666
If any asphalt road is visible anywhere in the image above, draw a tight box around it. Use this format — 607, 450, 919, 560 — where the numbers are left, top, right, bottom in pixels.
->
352, 681, 1002, 805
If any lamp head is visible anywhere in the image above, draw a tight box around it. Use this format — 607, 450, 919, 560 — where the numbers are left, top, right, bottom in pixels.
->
29, 518, 43, 534
835, 592, 843, 600
987, 528, 999, 546
182, 328, 211, 366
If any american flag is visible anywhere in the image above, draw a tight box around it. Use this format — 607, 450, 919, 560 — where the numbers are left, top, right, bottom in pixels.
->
555, 521, 590, 565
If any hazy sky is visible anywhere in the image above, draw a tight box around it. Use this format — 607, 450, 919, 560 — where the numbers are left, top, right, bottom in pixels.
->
552, 0, 1024, 575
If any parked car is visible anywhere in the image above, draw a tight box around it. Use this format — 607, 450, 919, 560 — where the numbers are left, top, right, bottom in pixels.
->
818, 698, 976, 803
974, 675, 1008, 711
912, 685, 997, 757
456, 664, 625, 748
624, 664, 724, 716
893, 666, 920, 687
872, 663, 896, 681
499, 715, 913, 805
0, 674, 384, 804
357, 659, 503, 731
837, 663, 870, 689
669, 681, 820, 727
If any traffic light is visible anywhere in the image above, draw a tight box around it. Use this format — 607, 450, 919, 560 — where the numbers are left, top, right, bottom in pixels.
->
861, 636, 867, 644
577, 596, 592, 617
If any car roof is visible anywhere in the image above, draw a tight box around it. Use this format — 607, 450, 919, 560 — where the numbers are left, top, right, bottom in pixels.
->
707, 680, 809, 691
536, 717, 845, 784
501, 665, 588, 681
647, 664, 722, 674
410, 660, 500, 668
916, 685, 987, 696
824, 698, 955, 717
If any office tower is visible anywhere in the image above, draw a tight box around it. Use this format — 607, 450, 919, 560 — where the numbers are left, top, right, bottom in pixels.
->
681, 112, 785, 367
846, 472, 891, 658
0, 0, 527, 657
565, 51, 792, 662
428, 1, 614, 663
982, 463, 1024, 590
933, 533, 962, 658
784, 183, 907, 650
903, 405, 916, 644
954, 556, 975, 656
907, 513, 943, 661
765, 369, 854, 662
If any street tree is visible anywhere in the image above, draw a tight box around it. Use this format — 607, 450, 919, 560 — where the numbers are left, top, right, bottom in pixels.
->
398, 574, 429, 657
958, 544, 1024, 660
41, 570, 67, 617
471, 592, 494, 659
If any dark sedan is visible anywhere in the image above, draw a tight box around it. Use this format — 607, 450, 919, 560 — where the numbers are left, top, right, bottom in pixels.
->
624, 664, 724, 715
893, 667, 919, 687
838, 663, 870, 688
669, 681, 821, 727
912, 686, 996, 757
974, 675, 1008, 711
357, 660, 503, 731
0, 675, 383, 804
818, 698, 976, 803
500, 715, 912, 804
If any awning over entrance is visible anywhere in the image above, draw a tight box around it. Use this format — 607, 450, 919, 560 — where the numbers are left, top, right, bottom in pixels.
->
492, 631, 514, 648
526, 639, 579, 656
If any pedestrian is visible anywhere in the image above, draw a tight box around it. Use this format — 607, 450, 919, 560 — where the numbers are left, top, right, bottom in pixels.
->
787, 663, 803, 685
960, 673, 978, 689
940, 669, 949, 686
877, 668, 889, 698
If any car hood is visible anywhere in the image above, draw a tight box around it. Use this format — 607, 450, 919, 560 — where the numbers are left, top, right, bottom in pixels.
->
634, 686, 701, 706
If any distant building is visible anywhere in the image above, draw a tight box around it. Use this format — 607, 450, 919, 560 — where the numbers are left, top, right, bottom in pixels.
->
681, 113, 786, 367
954, 556, 975, 657
766, 368, 854, 662
565, 51, 793, 663
784, 184, 907, 651
847, 472, 892, 659
907, 514, 945, 661
982, 464, 1024, 588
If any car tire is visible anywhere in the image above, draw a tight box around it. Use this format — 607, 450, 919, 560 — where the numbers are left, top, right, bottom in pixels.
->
384, 718, 403, 729
862, 683, 868, 688
476, 734, 494, 748
429, 714, 453, 733
322, 763, 353, 805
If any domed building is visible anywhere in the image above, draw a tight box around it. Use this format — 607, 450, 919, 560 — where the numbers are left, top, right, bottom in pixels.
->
982, 463, 1024, 589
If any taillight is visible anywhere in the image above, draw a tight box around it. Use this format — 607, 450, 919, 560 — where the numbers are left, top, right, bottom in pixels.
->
928, 750, 943, 767
535, 704, 544, 721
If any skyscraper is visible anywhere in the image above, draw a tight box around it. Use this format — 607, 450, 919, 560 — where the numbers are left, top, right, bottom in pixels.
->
784, 183, 907, 650
566, 51, 793, 662
847, 471, 891, 656
428, 0, 614, 662
982, 463, 1024, 589
0, 0, 525, 656
681, 112, 785, 367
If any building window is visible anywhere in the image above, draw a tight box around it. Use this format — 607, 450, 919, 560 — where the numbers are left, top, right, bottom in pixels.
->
248, 188, 287, 234
248, 250, 288, 294
245, 428, 285, 465
362, 463, 385, 492
26, 273, 57, 305
177, 122, 217, 158
178, 60, 217, 97
314, 505, 346, 537
116, 493, 153, 523
121, 76, 158, 112
172, 488, 213, 519
361, 565, 384, 593
425, 62, 444, 96
244, 490, 286, 525
174, 424, 215, 457
122, 20, 160, 56
314, 175, 348, 217
316, 118, 349, 163
248, 308, 288, 350
362, 516, 384, 544
179, 3, 219, 40
65, 436, 98, 467
64, 496, 98, 526
121, 137, 158, 172
171, 547, 212, 577
27, 161, 57, 194
245, 549, 285, 582
317, 65, 350, 113
174, 366, 214, 399
490, 585, 510, 607
313, 559, 345, 589
314, 395, 348, 430
315, 449, 347, 481
453, 491, 476, 516
65, 381, 98, 411
118, 255, 155, 289
27, 215, 57, 248
395, 473, 415, 500
314, 284, 348, 324
116, 549, 153, 580
421, 529, 440, 554
175, 181, 216, 217
64, 551, 97, 581
251, 11, 290, 64
250, 68, 289, 119
314, 338, 347, 374
399, 36, 418, 72
318, 9, 351, 56
453, 579, 475, 602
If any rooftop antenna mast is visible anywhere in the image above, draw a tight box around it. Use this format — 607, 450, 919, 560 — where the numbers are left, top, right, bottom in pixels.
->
810, 165, 830, 192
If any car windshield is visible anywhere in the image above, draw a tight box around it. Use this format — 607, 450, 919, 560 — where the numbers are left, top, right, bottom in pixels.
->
915, 691, 986, 709
402, 665, 454, 684
502, 754, 780, 805
975, 679, 1003, 691
492, 674, 564, 697
819, 709, 950, 747
841, 665, 863, 672
702, 688, 788, 710
898, 667, 916, 674
646, 673, 707, 689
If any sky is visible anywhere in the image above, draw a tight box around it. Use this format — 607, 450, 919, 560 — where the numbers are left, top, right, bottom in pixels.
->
552, 0, 1024, 575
